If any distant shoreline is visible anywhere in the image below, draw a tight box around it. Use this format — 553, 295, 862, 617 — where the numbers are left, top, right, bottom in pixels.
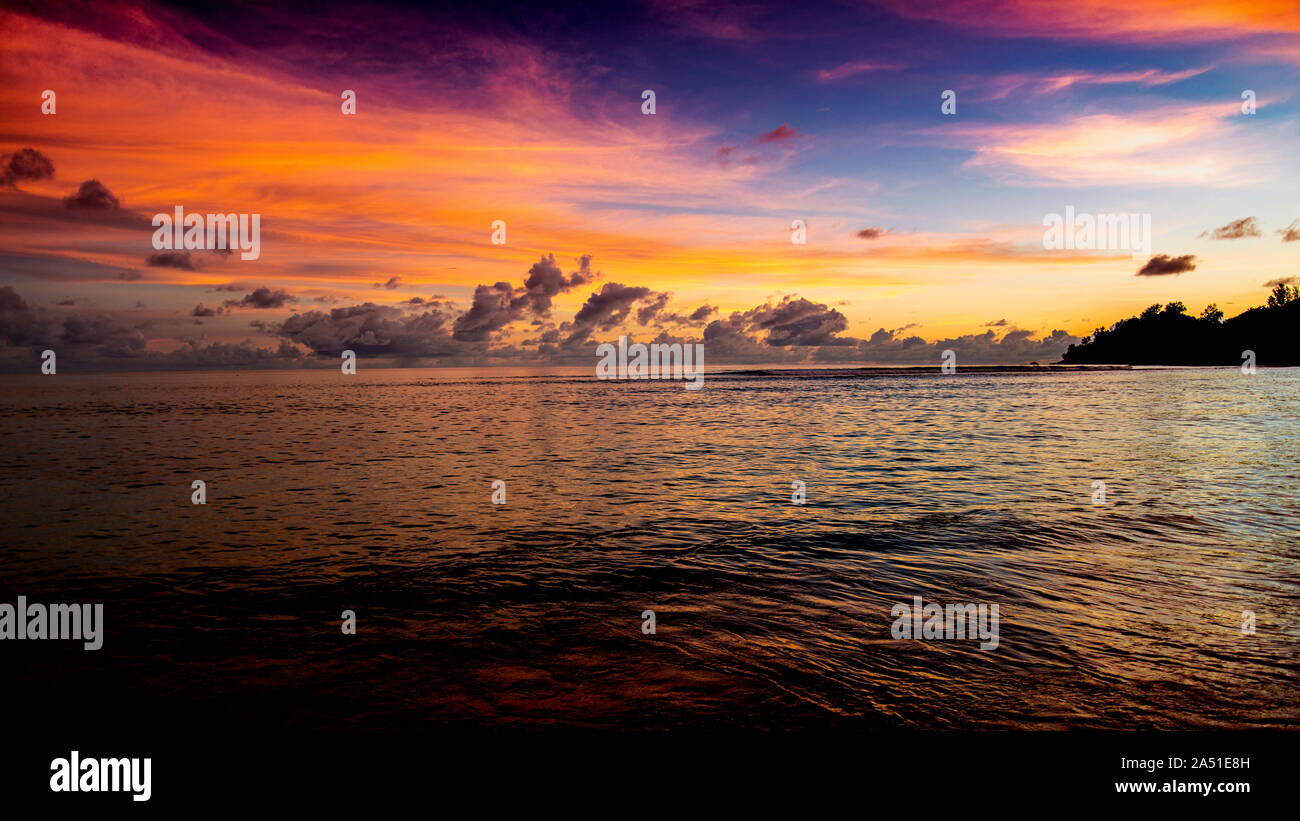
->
714, 364, 1132, 377
8, 362, 1300, 380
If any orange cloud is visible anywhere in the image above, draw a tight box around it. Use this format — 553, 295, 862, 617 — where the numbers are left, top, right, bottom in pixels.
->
875, 0, 1300, 43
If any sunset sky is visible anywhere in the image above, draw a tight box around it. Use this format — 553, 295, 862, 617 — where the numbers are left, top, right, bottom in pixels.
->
1, 0, 1297, 367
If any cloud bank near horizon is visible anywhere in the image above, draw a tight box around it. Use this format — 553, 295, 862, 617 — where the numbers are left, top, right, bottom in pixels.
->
0, 269, 1080, 370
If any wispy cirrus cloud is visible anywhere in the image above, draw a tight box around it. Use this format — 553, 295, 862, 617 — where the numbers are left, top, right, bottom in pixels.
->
715, 123, 805, 167
926, 103, 1277, 187
643, 0, 764, 41
873, 0, 1300, 44
814, 60, 904, 82
978, 66, 1211, 100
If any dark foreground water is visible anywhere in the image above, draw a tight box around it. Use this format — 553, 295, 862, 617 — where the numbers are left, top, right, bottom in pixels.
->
1, 367, 1297, 730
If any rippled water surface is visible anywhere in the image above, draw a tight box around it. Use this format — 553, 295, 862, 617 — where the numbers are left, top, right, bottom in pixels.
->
1, 367, 1297, 729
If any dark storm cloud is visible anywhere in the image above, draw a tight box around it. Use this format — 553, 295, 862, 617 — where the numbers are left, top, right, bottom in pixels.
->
809, 326, 1078, 365
636, 292, 670, 325
568, 255, 596, 287
701, 314, 793, 361
0, 289, 151, 357
0, 147, 140, 241
742, 296, 854, 346
517, 257, 568, 315
59, 313, 147, 357
273, 302, 461, 356
518, 253, 595, 314
451, 281, 515, 342
1136, 254, 1197, 276
565, 282, 655, 345
449, 252, 605, 337
635, 295, 716, 328
451, 255, 597, 342
1, 148, 55, 187
401, 295, 449, 308
0, 192, 147, 232
147, 251, 196, 270
694, 294, 1074, 364
63, 179, 120, 210
153, 339, 307, 367
1199, 217, 1261, 239
0, 284, 313, 369
0, 286, 56, 346
145, 248, 234, 269
694, 297, 856, 359
223, 287, 297, 309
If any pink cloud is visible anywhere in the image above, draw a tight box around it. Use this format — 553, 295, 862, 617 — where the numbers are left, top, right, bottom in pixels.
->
757, 123, 801, 143
918, 102, 1278, 187
814, 60, 904, 82
715, 124, 805, 166
644, 0, 762, 42
872, 0, 1300, 43
976, 66, 1211, 100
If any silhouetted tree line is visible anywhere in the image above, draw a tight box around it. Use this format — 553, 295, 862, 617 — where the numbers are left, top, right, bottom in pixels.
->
1061, 283, 1300, 365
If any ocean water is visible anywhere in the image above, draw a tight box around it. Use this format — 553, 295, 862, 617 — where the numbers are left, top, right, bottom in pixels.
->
1, 366, 1297, 730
